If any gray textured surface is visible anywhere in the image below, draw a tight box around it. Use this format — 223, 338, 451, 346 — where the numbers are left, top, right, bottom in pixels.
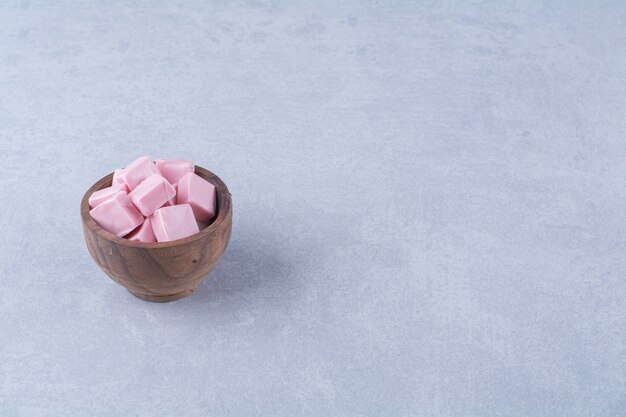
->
1, 1, 625, 416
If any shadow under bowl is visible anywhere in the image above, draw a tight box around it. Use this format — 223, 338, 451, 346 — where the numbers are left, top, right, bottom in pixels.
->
80, 165, 233, 302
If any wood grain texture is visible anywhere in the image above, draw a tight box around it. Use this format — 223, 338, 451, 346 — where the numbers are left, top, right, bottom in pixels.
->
80, 166, 232, 302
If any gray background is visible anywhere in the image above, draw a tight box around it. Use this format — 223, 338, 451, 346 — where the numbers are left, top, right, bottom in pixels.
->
0, 1, 625, 416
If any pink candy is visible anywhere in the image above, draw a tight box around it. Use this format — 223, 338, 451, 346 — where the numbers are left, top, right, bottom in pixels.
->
156, 158, 194, 185
112, 169, 129, 192
117, 156, 159, 191
177, 172, 216, 222
126, 216, 157, 243
89, 183, 126, 208
89, 191, 144, 237
89, 156, 217, 243
151, 204, 199, 242
129, 173, 176, 217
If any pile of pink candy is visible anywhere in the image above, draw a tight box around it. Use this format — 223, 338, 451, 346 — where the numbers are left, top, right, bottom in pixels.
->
89, 156, 216, 243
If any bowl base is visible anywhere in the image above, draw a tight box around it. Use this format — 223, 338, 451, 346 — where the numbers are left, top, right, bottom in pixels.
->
128, 288, 196, 303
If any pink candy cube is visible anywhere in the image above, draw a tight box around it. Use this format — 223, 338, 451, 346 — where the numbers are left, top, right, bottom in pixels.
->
118, 156, 159, 191
156, 158, 194, 185
128, 173, 176, 217
126, 216, 157, 243
177, 172, 216, 222
112, 169, 129, 192
89, 191, 144, 237
151, 204, 199, 242
89, 183, 126, 208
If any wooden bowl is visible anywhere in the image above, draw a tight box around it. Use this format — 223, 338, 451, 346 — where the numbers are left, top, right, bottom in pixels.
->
80, 166, 232, 302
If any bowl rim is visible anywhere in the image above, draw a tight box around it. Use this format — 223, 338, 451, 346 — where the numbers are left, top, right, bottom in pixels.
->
80, 165, 232, 248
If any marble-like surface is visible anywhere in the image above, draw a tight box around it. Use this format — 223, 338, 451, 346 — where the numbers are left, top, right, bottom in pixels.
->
0, 1, 624, 415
